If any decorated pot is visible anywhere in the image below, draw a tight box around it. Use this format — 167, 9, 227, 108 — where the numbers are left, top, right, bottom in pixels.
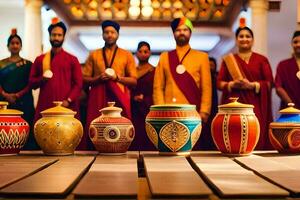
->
0, 101, 29, 155
211, 97, 260, 156
89, 102, 135, 154
145, 104, 202, 155
269, 103, 300, 153
34, 101, 83, 155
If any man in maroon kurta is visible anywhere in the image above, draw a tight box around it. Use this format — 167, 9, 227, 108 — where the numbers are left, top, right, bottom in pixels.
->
29, 19, 82, 123
275, 31, 300, 109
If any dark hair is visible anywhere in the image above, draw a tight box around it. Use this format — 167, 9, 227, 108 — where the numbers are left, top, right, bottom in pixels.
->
235, 26, 254, 38
137, 41, 150, 51
292, 30, 300, 40
7, 34, 22, 47
48, 21, 67, 35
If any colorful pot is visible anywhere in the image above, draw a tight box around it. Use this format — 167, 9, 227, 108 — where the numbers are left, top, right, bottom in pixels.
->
0, 101, 29, 155
89, 102, 135, 154
269, 103, 300, 153
211, 97, 260, 156
145, 104, 202, 155
34, 101, 83, 155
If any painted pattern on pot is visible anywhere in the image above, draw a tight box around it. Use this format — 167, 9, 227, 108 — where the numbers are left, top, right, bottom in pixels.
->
89, 102, 135, 154
0, 101, 29, 155
269, 103, 300, 153
34, 101, 83, 155
145, 104, 201, 155
211, 97, 260, 155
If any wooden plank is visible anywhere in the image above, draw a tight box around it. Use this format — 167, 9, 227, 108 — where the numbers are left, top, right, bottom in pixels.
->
0, 156, 57, 190
0, 156, 95, 197
73, 153, 138, 198
190, 155, 289, 198
143, 155, 212, 198
235, 155, 300, 195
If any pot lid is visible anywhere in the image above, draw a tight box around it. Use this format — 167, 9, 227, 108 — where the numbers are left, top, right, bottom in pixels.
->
41, 101, 76, 116
218, 97, 254, 108
0, 101, 23, 115
279, 103, 300, 114
150, 104, 196, 110
275, 103, 300, 123
100, 102, 122, 113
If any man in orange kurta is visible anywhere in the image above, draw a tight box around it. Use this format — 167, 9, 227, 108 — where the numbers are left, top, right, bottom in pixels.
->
153, 17, 212, 150
81, 20, 137, 150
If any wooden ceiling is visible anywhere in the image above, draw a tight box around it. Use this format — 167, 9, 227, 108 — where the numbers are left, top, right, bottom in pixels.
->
44, 0, 248, 27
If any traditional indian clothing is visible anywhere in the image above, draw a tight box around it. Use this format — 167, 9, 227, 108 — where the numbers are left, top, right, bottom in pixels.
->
197, 70, 218, 150
153, 44, 212, 150
81, 46, 137, 150
217, 52, 274, 150
0, 58, 36, 149
29, 49, 83, 122
275, 57, 300, 109
153, 44, 212, 114
130, 64, 156, 151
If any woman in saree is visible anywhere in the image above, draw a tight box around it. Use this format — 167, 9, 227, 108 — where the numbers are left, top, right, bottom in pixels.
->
217, 26, 274, 150
129, 41, 156, 150
0, 29, 37, 149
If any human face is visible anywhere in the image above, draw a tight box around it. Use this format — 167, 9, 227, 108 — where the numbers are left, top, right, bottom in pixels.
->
137, 45, 151, 63
8, 37, 22, 55
50, 27, 65, 48
173, 24, 191, 46
236, 29, 253, 51
102, 26, 119, 46
292, 36, 300, 56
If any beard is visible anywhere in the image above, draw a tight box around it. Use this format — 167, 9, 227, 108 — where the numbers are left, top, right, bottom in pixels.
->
50, 40, 64, 48
175, 35, 190, 46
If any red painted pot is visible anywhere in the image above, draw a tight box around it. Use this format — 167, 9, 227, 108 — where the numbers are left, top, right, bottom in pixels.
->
89, 102, 135, 154
211, 97, 260, 155
0, 101, 29, 155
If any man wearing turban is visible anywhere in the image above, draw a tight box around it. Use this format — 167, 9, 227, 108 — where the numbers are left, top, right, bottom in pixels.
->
275, 31, 300, 110
153, 17, 212, 124
29, 18, 83, 123
81, 20, 137, 150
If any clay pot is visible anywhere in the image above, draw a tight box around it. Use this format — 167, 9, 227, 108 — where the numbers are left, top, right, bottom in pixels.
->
89, 102, 135, 154
269, 103, 300, 153
211, 97, 260, 156
145, 104, 202, 155
0, 101, 29, 155
34, 101, 83, 155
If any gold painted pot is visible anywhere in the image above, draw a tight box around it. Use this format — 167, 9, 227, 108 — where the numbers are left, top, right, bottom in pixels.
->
34, 101, 83, 155
269, 103, 300, 153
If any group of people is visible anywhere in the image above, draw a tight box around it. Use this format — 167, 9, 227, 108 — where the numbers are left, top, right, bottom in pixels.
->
1, 16, 299, 151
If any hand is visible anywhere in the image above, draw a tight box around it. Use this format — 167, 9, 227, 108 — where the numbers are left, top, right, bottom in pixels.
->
200, 112, 209, 123
2, 92, 17, 104
98, 72, 113, 82
62, 100, 70, 108
239, 79, 255, 90
134, 94, 144, 102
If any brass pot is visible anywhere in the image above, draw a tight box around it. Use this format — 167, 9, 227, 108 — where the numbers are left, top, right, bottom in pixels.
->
34, 101, 83, 155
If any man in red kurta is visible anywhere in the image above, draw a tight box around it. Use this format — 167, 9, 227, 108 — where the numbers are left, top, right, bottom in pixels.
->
275, 31, 300, 109
29, 19, 82, 123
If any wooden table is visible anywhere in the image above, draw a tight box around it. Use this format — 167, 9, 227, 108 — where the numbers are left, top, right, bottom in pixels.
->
0, 151, 300, 199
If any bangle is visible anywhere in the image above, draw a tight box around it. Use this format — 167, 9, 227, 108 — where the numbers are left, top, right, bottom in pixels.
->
253, 82, 260, 94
